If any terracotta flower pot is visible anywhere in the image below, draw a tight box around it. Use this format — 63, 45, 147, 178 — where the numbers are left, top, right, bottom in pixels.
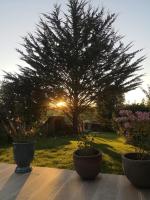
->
13, 142, 35, 173
73, 149, 102, 180
122, 153, 150, 188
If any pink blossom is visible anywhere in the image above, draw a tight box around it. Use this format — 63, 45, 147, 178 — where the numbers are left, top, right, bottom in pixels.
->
123, 122, 131, 129
115, 110, 150, 135
135, 111, 150, 121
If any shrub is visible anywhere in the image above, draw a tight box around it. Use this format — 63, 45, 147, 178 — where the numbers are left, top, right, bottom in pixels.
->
1, 116, 38, 142
115, 110, 150, 157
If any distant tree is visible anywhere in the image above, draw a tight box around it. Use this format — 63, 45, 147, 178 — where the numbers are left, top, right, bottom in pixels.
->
122, 102, 150, 112
97, 85, 124, 130
80, 106, 98, 121
142, 85, 150, 107
3, 0, 144, 134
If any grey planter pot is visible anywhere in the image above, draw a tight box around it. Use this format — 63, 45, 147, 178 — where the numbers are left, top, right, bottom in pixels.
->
73, 149, 102, 180
13, 142, 35, 173
122, 153, 150, 188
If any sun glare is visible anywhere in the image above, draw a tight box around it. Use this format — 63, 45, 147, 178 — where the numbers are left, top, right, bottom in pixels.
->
49, 100, 67, 109
56, 101, 66, 107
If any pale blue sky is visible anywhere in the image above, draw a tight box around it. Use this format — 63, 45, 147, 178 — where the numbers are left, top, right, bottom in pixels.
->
0, 0, 150, 103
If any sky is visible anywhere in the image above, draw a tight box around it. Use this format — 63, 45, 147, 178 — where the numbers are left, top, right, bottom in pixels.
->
0, 0, 150, 103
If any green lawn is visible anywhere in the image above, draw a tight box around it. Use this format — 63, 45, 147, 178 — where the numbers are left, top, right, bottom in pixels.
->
0, 132, 135, 174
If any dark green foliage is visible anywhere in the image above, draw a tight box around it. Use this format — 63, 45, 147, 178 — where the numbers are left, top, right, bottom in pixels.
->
2, 0, 144, 134
122, 103, 150, 112
97, 85, 124, 130
80, 106, 98, 121
0, 76, 48, 126
142, 86, 150, 107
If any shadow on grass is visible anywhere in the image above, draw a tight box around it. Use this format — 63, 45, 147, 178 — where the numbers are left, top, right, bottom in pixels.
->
34, 134, 123, 174
0, 133, 124, 174
94, 132, 118, 140
35, 135, 78, 151
94, 142, 123, 174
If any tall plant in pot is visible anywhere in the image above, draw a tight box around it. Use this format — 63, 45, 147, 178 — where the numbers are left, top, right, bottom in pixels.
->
2, 116, 37, 174
73, 134, 102, 180
116, 110, 150, 188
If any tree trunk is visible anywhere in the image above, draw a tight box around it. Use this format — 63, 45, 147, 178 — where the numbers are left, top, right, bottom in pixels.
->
72, 111, 79, 134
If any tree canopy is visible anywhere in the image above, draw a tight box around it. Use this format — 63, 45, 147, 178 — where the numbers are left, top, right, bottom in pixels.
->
2, 0, 145, 134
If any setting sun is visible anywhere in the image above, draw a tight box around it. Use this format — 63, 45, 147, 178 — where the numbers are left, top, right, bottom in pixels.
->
49, 100, 67, 109
56, 101, 66, 108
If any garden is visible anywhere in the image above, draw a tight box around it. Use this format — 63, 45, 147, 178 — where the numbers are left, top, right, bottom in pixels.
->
0, 0, 150, 190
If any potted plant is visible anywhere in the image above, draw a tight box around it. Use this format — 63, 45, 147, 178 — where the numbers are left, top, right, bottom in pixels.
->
116, 110, 150, 188
73, 134, 102, 180
2, 116, 37, 174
